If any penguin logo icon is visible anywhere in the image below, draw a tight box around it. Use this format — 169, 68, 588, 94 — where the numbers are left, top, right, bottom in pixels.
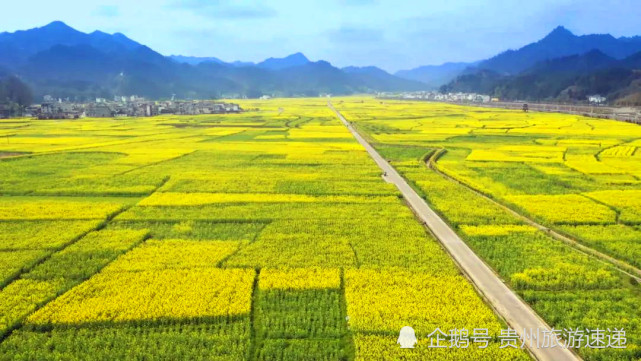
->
397, 326, 417, 348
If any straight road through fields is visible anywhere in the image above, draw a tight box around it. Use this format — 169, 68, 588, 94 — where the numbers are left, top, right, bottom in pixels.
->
328, 101, 581, 361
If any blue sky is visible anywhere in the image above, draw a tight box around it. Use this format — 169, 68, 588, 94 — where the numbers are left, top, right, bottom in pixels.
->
3, 0, 641, 72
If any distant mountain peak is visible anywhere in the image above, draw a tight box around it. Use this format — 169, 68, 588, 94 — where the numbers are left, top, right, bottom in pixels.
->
552, 25, 571, 33
276, 52, 310, 63
313, 60, 333, 67
42, 21, 74, 31
543, 26, 575, 40
257, 52, 311, 70
288, 52, 308, 60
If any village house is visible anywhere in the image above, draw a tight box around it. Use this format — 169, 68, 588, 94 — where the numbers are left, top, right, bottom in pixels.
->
86, 103, 114, 118
588, 95, 607, 104
38, 102, 83, 119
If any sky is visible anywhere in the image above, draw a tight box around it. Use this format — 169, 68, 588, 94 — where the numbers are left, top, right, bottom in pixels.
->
2, 0, 641, 72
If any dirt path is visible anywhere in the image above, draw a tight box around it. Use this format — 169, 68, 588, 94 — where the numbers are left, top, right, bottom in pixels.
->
329, 101, 581, 361
0, 152, 25, 159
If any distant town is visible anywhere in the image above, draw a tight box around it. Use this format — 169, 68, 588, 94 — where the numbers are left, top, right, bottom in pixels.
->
377, 91, 641, 124
0, 91, 619, 120
379, 91, 493, 103
10, 96, 242, 119
377, 91, 609, 105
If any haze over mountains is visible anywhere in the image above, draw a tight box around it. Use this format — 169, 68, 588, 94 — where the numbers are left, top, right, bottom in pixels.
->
168, 55, 250, 67
1, 22, 641, 103
396, 26, 641, 89
395, 62, 475, 90
167, 53, 311, 70
0, 21, 425, 100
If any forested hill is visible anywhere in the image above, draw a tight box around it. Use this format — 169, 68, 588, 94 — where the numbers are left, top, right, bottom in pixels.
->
440, 27, 641, 103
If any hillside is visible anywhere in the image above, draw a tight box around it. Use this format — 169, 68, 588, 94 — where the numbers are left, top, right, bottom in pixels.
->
440, 27, 641, 103
477, 26, 641, 75
443, 50, 641, 102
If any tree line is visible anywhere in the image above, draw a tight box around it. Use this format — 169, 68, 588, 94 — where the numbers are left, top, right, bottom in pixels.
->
0, 75, 33, 117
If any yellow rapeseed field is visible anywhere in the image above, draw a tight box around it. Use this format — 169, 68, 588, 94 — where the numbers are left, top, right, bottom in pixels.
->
333, 97, 641, 361
8, 96, 641, 360
27, 268, 256, 325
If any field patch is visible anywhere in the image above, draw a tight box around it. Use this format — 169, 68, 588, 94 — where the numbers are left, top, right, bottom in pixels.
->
344, 269, 503, 336
0, 220, 102, 250
27, 268, 255, 326
585, 190, 641, 223
104, 239, 243, 272
506, 194, 617, 224
0, 197, 133, 220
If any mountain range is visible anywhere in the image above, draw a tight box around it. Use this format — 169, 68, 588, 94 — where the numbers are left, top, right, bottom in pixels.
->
2, 22, 641, 103
438, 27, 641, 103
0, 22, 425, 100
167, 53, 314, 70
476, 26, 641, 75
395, 26, 641, 92
168, 55, 254, 68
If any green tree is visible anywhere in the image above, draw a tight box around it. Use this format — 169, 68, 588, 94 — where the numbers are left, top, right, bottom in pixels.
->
0, 76, 34, 116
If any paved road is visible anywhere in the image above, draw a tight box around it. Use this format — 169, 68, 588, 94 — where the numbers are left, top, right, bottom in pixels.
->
329, 102, 581, 361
